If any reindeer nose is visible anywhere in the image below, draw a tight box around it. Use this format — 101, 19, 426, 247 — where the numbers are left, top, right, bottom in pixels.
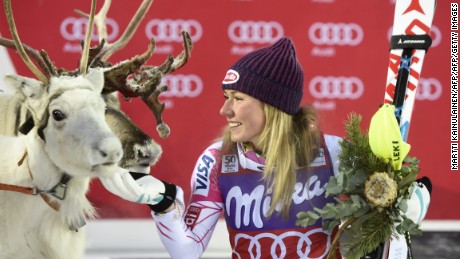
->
97, 136, 123, 162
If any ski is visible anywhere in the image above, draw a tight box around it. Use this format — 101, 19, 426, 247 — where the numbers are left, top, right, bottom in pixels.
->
384, 0, 436, 141
382, 0, 436, 258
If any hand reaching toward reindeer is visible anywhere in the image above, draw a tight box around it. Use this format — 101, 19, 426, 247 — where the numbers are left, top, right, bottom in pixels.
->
100, 169, 183, 214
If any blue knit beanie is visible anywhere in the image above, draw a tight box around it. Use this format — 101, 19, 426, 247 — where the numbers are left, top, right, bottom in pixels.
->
222, 37, 304, 115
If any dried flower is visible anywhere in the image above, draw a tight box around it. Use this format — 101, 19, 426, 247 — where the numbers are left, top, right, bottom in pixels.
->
365, 172, 398, 208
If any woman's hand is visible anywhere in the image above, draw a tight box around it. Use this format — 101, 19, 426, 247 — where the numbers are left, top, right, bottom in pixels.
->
100, 168, 178, 213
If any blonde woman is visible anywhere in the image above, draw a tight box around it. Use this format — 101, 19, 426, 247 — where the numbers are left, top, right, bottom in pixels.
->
103, 37, 343, 258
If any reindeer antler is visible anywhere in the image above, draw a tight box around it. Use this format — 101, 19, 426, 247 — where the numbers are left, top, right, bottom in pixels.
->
2, 0, 193, 138
2, 0, 97, 79
3, 0, 48, 84
77, 0, 193, 138
75, 0, 154, 61
170, 31, 193, 72
101, 31, 192, 138
79, 0, 96, 75
0, 37, 56, 79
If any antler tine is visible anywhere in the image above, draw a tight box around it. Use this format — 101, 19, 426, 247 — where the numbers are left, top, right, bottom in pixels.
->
0, 37, 54, 79
170, 31, 193, 72
3, 0, 48, 84
39, 50, 59, 77
125, 32, 191, 138
75, 0, 153, 63
79, 0, 97, 75
140, 32, 192, 138
102, 38, 155, 95
100, 0, 153, 61
74, 0, 111, 43
142, 85, 169, 138
110, 31, 192, 138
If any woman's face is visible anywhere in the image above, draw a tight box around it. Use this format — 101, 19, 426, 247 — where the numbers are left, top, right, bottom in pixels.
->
220, 90, 265, 145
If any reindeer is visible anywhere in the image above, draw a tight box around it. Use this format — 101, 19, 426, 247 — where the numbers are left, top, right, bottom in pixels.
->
0, 69, 124, 258
0, 0, 192, 173
103, 93, 162, 173
0, 0, 191, 258
0, 90, 160, 174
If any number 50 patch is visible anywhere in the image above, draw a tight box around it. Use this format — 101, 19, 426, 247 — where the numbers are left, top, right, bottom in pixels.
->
222, 155, 238, 173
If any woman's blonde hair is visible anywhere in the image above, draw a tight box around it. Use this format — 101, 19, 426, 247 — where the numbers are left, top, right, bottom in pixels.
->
220, 104, 321, 217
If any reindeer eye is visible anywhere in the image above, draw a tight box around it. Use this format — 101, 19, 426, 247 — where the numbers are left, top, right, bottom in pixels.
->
52, 110, 66, 121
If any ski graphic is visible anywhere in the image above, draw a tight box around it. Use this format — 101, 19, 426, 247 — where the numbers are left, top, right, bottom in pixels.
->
383, 1, 436, 258
384, 0, 436, 142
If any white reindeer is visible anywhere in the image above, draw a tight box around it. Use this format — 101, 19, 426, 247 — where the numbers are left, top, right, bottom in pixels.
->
0, 0, 192, 173
0, 69, 122, 259
0, 0, 124, 257
0, 89, 28, 136
0, 89, 161, 174
0, 0, 192, 257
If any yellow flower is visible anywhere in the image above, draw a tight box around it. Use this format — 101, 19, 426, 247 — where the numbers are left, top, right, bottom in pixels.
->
364, 172, 397, 208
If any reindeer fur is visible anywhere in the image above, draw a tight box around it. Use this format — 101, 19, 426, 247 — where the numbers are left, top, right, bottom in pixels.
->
0, 90, 162, 174
0, 69, 122, 259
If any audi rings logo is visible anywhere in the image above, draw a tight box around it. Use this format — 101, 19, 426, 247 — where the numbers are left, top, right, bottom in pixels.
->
145, 19, 203, 42
416, 78, 442, 101
309, 76, 364, 99
228, 21, 284, 44
233, 229, 330, 259
387, 25, 441, 47
309, 22, 363, 46
60, 17, 119, 42
429, 26, 441, 47
161, 75, 203, 98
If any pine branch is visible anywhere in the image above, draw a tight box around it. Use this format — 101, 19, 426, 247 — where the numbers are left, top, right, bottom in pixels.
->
345, 212, 393, 259
339, 113, 387, 176
296, 111, 422, 259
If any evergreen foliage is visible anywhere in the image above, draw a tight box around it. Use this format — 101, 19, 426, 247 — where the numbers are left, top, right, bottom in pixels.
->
296, 113, 421, 259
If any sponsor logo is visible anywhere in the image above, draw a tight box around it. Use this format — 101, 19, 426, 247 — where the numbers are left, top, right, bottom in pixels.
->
387, 25, 441, 47
194, 154, 215, 196
145, 19, 203, 42
416, 78, 442, 101
60, 17, 119, 42
161, 74, 203, 98
228, 20, 284, 44
312, 100, 336, 111
226, 175, 327, 229
184, 205, 202, 229
398, 39, 426, 44
309, 76, 364, 99
430, 25, 441, 47
233, 229, 330, 259
222, 69, 240, 84
309, 22, 363, 46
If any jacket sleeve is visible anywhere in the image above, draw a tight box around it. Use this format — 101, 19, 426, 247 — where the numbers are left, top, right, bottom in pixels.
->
324, 134, 342, 177
152, 143, 225, 259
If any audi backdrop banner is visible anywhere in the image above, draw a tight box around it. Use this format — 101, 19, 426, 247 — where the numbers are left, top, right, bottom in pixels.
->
0, 0, 454, 219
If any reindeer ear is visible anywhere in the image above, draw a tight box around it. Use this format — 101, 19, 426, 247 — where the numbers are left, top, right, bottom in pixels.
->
4, 74, 46, 99
85, 69, 105, 93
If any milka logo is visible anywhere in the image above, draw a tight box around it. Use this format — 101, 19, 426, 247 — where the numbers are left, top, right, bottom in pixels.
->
222, 69, 239, 84
226, 175, 327, 228
194, 154, 215, 196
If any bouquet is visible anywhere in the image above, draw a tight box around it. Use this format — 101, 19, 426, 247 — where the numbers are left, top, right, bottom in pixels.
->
296, 104, 421, 259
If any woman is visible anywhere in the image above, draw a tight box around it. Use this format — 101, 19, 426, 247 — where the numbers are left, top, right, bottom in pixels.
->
102, 37, 342, 258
